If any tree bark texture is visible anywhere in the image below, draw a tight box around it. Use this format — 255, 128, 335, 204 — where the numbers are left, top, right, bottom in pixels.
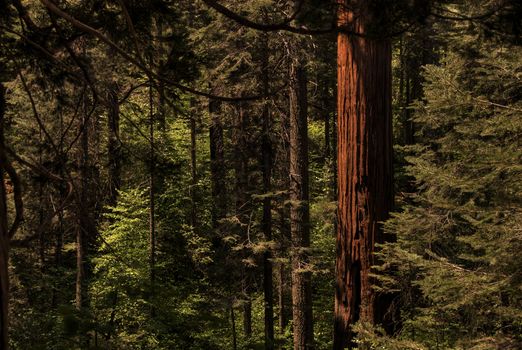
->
334, 1, 394, 348
289, 47, 314, 350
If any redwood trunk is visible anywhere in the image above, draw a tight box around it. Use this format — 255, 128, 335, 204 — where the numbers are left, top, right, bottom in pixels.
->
289, 50, 314, 350
334, 1, 394, 348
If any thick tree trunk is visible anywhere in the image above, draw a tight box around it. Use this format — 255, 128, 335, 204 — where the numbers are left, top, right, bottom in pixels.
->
289, 47, 314, 350
333, 1, 394, 348
261, 32, 275, 350
107, 84, 121, 205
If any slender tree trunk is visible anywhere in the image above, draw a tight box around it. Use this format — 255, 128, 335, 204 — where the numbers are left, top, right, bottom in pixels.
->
0, 83, 11, 350
107, 83, 121, 205
37, 125, 45, 270
75, 226, 85, 310
52, 112, 65, 308
190, 100, 197, 230
234, 103, 253, 340
209, 94, 225, 230
334, 1, 394, 348
52, 193, 64, 308
278, 262, 286, 333
404, 73, 413, 145
261, 32, 275, 350
398, 37, 405, 146
323, 85, 331, 161
243, 298, 252, 339
149, 80, 156, 316
277, 136, 290, 337
76, 96, 90, 311
289, 43, 314, 350
230, 302, 238, 350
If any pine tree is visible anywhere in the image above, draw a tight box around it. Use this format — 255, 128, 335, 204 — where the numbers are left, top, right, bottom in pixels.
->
380, 39, 522, 350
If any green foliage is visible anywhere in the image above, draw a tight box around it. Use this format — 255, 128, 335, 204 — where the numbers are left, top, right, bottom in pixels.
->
90, 187, 231, 349
379, 45, 522, 349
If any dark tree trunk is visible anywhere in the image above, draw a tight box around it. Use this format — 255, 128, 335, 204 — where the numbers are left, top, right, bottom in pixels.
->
334, 1, 394, 348
0, 83, 10, 350
209, 95, 225, 230
149, 81, 156, 316
234, 103, 252, 340
75, 227, 85, 310
189, 100, 197, 230
76, 96, 90, 310
261, 32, 275, 350
52, 112, 65, 309
277, 132, 291, 338
230, 303, 238, 350
289, 45, 314, 350
107, 84, 121, 205
278, 262, 286, 333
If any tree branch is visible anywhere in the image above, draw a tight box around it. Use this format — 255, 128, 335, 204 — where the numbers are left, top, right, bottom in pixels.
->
38, 0, 267, 102
201, 0, 337, 35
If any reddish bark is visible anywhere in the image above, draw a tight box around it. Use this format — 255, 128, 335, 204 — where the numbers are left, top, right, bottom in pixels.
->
334, 1, 394, 348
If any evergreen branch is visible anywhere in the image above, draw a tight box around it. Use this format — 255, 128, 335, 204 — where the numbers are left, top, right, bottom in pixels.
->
38, 0, 268, 102
199, 0, 338, 35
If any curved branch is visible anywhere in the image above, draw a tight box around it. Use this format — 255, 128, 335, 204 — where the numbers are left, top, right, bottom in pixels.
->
18, 71, 60, 154
117, 82, 149, 105
38, 0, 266, 102
430, 3, 505, 22
201, 0, 336, 35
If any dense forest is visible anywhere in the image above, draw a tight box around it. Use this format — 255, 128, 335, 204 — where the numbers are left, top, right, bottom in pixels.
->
0, 0, 521, 349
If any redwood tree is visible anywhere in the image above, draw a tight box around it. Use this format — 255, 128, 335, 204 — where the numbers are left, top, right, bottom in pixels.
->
333, 0, 394, 348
